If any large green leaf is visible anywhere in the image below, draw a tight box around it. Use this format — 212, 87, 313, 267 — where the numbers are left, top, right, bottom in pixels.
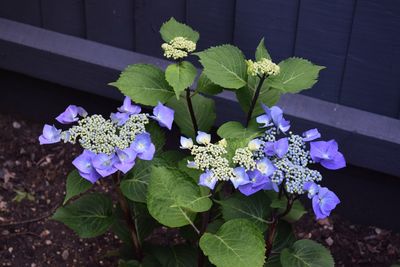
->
236, 75, 281, 117
195, 45, 247, 89
167, 93, 216, 138
160, 17, 199, 43
147, 166, 212, 228
255, 37, 271, 61
52, 193, 114, 238
110, 64, 174, 106
217, 191, 272, 232
280, 239, 334, 267
63, 170, 92, 205
267, 58, 325, 93
160, 150, 186, 167
196, 72, 223, 95
270, 198, 307, 223
200, 219, 266, 267
165, 61, 197, 98
147, 244, 197, 267
145, 121, 166, 154
217, 120, 263, 139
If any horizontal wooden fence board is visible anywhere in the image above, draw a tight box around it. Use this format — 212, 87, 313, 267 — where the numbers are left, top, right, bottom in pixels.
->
85, 0, 135, 50
186, 0, 235, 51
41, 0, 86, 37
294, 0, 356, 102
0, 0, 41, 26
134, 0, 186, 57
233, 0, 300, 61
1, 18, 399, 177
339, 0, 400, 118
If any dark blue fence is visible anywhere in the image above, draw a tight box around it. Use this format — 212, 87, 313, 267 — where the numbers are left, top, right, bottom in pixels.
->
1, 0, 400, 118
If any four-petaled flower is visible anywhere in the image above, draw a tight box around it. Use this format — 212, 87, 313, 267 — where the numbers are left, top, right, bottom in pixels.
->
39, 124, 62, 144
115, 146, 137, 173
310, 140, 346, 170
150, 102, 175, 130
199, 170, 217, 190
56, 105, 87, 124
131, 133, 155, 160
238, 170, 276, 196
312, 187, 340, 220
264, 137, 289, 158
72, 150, 101, 183
303, 181, 320, 199
230, 167, 250, 189
92, 153, 118, 177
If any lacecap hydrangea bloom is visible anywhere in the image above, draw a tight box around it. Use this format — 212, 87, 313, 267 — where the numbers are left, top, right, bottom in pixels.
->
161, 36, 196, 60
247, 58, 280, 77
39, 97, 174, 183
180, 104, 344, 220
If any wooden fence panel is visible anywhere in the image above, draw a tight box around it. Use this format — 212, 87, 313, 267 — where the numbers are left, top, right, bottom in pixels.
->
41, 0, 85, 37
294, 0, 356, 102
85, 0, 135, 50
0, 0, 41, 26
340, 0, 400, 118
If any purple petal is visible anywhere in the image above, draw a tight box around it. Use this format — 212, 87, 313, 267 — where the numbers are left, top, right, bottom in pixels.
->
114, 161, 135, 174
131, 133, 152, 154
72, 150, 101, 183
263, 142, 275, 156
150, 102, 174, 130
302, 128, 321, 142
274, 137, 289, 158
256, 114, 272, 128
39, 124, 61, 144
137, 143, 155, 160
321, 152, 346, 170
110, 112, 130, 126
303, 181, 319, 199
114, 147, 137, 173
118, 96, 141, 114
230, 167, 250, 189
312, 195, 325, 220
256, 158, 276, 176
199, 170, 217, 190
56, 105, 85, 124
277, 118, 291, 133
92, 153, 118, 177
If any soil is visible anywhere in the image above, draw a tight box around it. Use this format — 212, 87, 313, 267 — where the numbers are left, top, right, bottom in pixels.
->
0, 113, 399, 267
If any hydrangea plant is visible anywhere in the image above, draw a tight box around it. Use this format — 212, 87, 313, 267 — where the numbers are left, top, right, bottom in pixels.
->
40, 17, 344, 267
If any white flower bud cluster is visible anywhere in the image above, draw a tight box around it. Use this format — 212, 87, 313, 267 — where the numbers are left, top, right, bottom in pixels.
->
189, 142, 234, 181
233, 147, 256, 171
62, 114, 149, 155
253, 128, 276, 160
247, 58, 280, 77
285, 134, 310, 167
161, 36, 196, 60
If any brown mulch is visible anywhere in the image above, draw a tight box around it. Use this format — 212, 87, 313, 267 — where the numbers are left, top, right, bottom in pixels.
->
0, 113, 399, 267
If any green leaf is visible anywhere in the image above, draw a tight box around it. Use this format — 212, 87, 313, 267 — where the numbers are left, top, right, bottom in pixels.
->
110, 64, 174, 106
267, 58, 325, 93
12, 189, 34, 203
64, 170, 92, 205
145, 121, 166, 154
225, 138, 252, 165
195, 45, 247, 89
200, 219, 266, 267
270, 199, 307, 223
160, 17, 199, 43
52, 193, 114, 238
167, 93, 216, 138
148, 244, 197, 267
196, 72, 223, 95
118, 259, 141, 267
159, 150, 186, 166
217, 120, 263, 139
236, 75, 282, 117
217, 191, 272, 232
165, 61, 197, 98
280, 239, 334, 267
147, 166, 212, 228
177, 157, 210, 197
255, 37, 271, 61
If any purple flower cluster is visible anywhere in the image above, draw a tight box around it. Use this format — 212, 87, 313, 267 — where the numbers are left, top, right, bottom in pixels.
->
39, 97, 174, 183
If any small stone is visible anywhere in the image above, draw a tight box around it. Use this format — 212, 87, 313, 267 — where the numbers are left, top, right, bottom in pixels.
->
374, 228, 382, 235
8, 247, 13, 253
12, 121, 21, 129
2, 230, 10, 235
44, 240, 52, 245
31, 263, 37, 267
40, 229, 50, 237
325, 237, 334, 246
62, 250, 69, 260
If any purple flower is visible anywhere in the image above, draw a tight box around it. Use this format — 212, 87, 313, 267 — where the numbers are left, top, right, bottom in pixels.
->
131, 133, 155, 160
257, 104, 290, 133
256, 158, 276, 176
39, 124, 62, 145
118, 96, 141, 114
180, 136, 193, 149
310, 140, 346, 170
302, 129, 321, 142
72, 150, 101, 183
312, 187, 340, 220
56, 105, 87, 124
230, 167, 251, 189
92, 153, 118, 177
199, 170, 217, 190
114, 146, 137, 174
238, 170, 274, 196
110, 112, 130, 126
196, 131, 211, 145
303, 181, 320, 199
150, 102, 174, 130
264, 138, 289, 158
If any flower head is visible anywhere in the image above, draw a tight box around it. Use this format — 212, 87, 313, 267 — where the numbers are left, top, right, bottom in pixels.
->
56, 105, 87, 124
39, 124, 62, 145
238, 170, 274, 196
72, 150, 101, 183
310, 140, 346, 170
162, 37, 196, 60
247, 58, 280, 77
312, 187, 340, 220
150, 102, 174, 130
118, 97, 141, 114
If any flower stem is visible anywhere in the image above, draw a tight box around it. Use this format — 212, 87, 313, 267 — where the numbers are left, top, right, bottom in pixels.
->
186, 88, 199, 135
113, 172, 143, 261
245, 74, 267, 127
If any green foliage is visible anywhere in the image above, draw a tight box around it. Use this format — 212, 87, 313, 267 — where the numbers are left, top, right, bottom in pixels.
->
159, 150, 186, 167
147, 245, 197, 267
196, 72, 223, 95
265, 222, 296, 267
225, 138, 252, 165
63, 170, 92, 204
195, 45, 247, 89
167, 93, 216, 138
110, 64, 174, 106
165, 61, 197, 98
267, 58, 325, 94
200, 219, 266, 267
270, 198, 307, 223
145, 121, 166, 154
12, 189, 34, 203
52, 193, 114, 238
160, 17, 199, 43
255, 37, 271, 61
236, 75, 281, 117
217, 120, 263, 139
280, 239, 334, 267
147, 166, 212, 228
217, 191, 272, 232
